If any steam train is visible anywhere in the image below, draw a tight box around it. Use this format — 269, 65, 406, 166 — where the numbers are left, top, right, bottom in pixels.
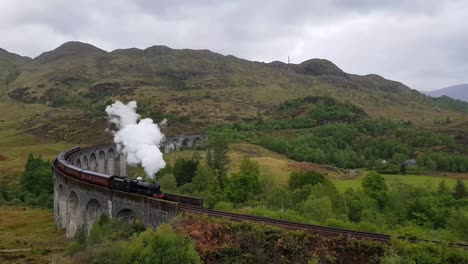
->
54, 147, 165, 199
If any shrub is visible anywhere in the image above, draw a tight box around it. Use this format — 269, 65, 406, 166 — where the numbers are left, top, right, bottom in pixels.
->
9, 198, 23, 206
447, 209, 468, 241
391, 241, 468, 264
214, 201, 234, 212
173, 158, 199, 187
65, 241, 84, 256
158, 173, 177, 192
88, 214, 142, 245
301, 196, 334, 223
118, 224, 201, 264
288, 170, 326, 190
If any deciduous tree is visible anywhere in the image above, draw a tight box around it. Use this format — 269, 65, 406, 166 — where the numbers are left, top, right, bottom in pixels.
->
361, 171, 388, 209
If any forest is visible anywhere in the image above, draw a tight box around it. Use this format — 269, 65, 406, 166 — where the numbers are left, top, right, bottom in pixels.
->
210, 97, 468, 173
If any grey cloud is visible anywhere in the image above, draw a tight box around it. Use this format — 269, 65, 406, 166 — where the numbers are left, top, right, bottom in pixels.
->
0, 0, 467, 90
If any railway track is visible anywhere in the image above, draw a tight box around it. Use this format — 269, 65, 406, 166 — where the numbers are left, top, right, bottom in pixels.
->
179, 204, 468, 249
179, 204, 391, 242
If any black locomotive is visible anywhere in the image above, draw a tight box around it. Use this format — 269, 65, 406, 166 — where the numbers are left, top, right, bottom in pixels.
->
54, 147, 165, 199
111, 176, 165, 198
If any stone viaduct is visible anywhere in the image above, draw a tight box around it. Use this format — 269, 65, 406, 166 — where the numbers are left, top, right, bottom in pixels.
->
160, 134, 207, 153
53, 134, 206, 238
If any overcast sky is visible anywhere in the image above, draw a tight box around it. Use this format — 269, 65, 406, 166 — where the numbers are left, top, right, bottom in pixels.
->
0, 0, 467, 91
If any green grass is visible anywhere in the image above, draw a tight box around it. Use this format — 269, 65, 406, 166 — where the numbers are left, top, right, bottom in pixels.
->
332, 172, 468, 192
0, 207, 66, 249
0, 206, 67, 263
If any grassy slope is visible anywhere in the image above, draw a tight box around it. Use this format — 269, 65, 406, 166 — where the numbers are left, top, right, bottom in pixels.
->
0, 207, 67, 264
0, 101, 74, 181
0, 207, 66, 249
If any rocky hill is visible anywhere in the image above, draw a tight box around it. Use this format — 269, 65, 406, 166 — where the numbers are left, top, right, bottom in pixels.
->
1, 41, 468, 140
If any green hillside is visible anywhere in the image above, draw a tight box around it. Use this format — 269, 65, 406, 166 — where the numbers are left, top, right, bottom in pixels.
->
0, 48, 31, 92
1, 41, 468, 140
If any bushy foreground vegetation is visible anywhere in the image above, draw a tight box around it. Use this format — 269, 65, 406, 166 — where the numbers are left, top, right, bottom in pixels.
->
0, 154, 53, 207
173, 215, 388, 264
65, 215, 201, 264
66, 212, 468, 264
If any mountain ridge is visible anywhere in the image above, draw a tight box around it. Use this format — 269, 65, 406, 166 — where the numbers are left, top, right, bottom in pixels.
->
0, 48, 31, 87
33, 41, 108, 64
1, 41, 468, 138
0, 48, 32, 64
426, 84, 468, 102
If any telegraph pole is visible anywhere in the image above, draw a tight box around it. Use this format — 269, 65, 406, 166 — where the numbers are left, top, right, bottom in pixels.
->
281, 199, 284, 220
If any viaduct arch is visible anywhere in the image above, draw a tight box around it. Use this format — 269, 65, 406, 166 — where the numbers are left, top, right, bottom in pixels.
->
161, 134, 208, 153
54, 143, 178, 237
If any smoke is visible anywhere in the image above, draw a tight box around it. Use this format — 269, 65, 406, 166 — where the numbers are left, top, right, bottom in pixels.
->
105, 101, 166, 178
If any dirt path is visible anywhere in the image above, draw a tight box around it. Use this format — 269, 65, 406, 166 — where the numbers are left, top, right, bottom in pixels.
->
342, 169, 362, 179
0, 248, 32, 253
0, 246, 64, 253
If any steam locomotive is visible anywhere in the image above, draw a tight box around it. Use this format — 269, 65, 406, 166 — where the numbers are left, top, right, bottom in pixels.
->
54, 147, 165, 199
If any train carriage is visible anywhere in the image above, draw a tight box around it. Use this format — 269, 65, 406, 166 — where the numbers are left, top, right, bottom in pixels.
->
80, 170, 113, 187
54, 147, 163, 197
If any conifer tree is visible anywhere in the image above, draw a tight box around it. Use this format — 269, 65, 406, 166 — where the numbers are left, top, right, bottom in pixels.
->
453, 179, 467, 199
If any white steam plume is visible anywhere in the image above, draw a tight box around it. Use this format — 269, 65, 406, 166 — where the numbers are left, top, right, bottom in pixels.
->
105, 101, 166, 178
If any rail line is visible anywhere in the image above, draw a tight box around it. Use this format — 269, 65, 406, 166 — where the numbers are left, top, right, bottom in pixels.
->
179, 204, 391, 242
179, 205, 468, 249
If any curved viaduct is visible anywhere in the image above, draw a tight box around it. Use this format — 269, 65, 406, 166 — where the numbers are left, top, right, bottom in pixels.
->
52, 140, 468, 247
53, 136, 205, 238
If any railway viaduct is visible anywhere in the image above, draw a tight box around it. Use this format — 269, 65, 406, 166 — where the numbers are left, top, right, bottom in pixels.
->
54, 134, 206, 237
52, 138, 468, 247
161, 134, 207, 153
